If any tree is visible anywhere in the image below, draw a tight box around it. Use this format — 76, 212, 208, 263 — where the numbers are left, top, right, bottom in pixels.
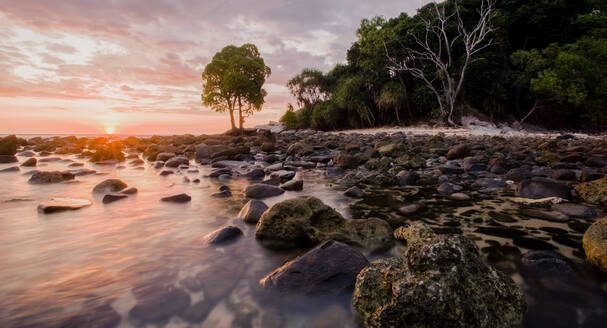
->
202, 44, 271, 132
386, 0, 495, 125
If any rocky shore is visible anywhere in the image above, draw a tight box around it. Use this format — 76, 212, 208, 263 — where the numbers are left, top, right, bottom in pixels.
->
2, 127, 607, 326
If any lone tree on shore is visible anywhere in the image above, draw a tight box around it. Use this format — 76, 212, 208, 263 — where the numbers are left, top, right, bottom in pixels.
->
386, 0, 495, 126
202, 44, 271, 132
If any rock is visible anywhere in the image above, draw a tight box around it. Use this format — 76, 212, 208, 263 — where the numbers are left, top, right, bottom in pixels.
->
449, 192, 471, 201
20, 158, 37, 167
516, 178, 571, 200
333, 152, 358, 169
520, 208, 569, 222
245, 184, 285, 199
348, 218, 395, 252
261, 142, 275, 152
397, 204, 423, 216
0, 166, 19, 173
209, 167, 232, 178
513, 236, 556, 250
326, 167, 345, 178
352, 231, 525, 328
280, 179, 303, 191
238, 200, 268, 224
159, 170, 174, 176
211, 189, 232, 198
269, 170, 296, 182
38, 198, 92, 214
439, 164, 464, 175
129, 285, 190, 324
71, 169, 96, 176
552, 169, 576, 181
165, 155, 188, 168
505, 168, 533, 182
203, 226, 243, 246
552, 203, 596, 219
287, 141, 313, 156
446, 144, 470, 160
0, 155, 18, 163
102, 193, 128, 204
18, 151, 35, 157
129, 158, 144, 166
161, 193, 191, 203
260, 240, 369, 295
195, 144, 225, 162
255, 196, 350, 249
396, 170, 419, 186
471, 178, 506, 193
121, 187, 138, 195
156, 152, 176, 162
575, 176, 607, 204
520, 251, 577, 280
242, 168, 265, 180
29, 171, 75, 184
92, 179, 127, 193
393, 222, 436, 245
0, 135, 18, 155
583, 218, 607, 272
345, 186, 365, 198
580, 168, 604, 182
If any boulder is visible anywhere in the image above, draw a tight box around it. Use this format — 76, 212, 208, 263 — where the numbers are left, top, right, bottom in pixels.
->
397, 204, 424, 216
0, 166, 19, 173
446, 144, 470, 160
102, 193, 128, 204
38, 198, 92, 214
161, 193, 191, 203
20, 158, 37, 167
92, 179, 127, 193
165, 155, 189, 168
0, 135, 18, 155
333, 152, 358, 169
203, 226, 243, 246
242, 168, 265, 180
280, 179, 303, 191
583, 218, 607, 272
575, 176, 607, 204
255, 196, 350, 249
121, 187, 138, 195
29, 171, 75, 184
261, 142, 275, 152
156, 152, 176, 162
352, 227, 525, 328
516, 178, 571, 200
396, 170, 419, 186
344, 186, 365, 198
245, 184, 285, 199
552, 203, 596, 219
348, 218, 394, 252
0, 155, 18, 163
286, 141, 313, 156
260, 240, 369, 296
238, 200, 269, 224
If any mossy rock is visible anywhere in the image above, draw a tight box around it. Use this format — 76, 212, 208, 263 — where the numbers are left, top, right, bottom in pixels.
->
583, 218, 607, 272
575, 177, 607, 204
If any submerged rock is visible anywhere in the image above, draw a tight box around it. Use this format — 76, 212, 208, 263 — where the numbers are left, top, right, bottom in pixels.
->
20, 158, 37, 167
0, 166, 19, 173
552, 203, 596, 219
280, 179, 303, 191
129, 285, 191, 324
102, 193, 128, 204
29, 171, 75, 184
121, 187, 138, 195
0, 155, 18, 163
161, 193, 191, 203
238, 200, 268, 224
92, 179, 127, 193
38, 198, 92, 214
352, 225, 525, 328
260, 240, 369, 295
583, 218, 607, 272
344, 186, 365, 198
245, 184, 285, 199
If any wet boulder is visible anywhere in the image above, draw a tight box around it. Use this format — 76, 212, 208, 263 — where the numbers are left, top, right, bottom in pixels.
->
20, 158, 37, 167
102, 193, 128, 204
161, 193, 191, 203
352, 226, 525, 328
575, 176, 607, 205
347, 218, 394, 252
260, 240, 369, 295
255, 196, 350, 249
583, 218, 607, 272
92, 178, 127, 193
446, 144, 470, 160
245, 184, 285, 199
286, 141, 313, 156
156, 152, 176, 162
516, 178, 571, 200
333, 152, 358, 169
238, 200, 268, 224
129, 285, 191, 324
38, 198, 92, 214
29, 171, 75, 184
344, 186, 365, 198
552, 203, 596, 219
0, 155, 18, 163
0, 135, 18, 155
165, 155, 189, 168
396, 170, 419, 186
280, 179, 303, 191
0, 166, 19, 173
203, 226, 243, 246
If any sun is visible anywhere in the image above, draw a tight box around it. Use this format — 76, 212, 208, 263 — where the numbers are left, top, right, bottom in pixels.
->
104, 126, 116, 134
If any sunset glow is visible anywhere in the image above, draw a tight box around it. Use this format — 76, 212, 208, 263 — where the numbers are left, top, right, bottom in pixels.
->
0, 1, 428, 135
104, 126, 115, 135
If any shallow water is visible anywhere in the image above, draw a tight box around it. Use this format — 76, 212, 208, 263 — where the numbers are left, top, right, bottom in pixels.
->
1, 153, 607, 327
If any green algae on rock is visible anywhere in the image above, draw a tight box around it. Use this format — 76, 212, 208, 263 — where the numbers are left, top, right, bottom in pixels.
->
583, 218, 607, 272
575, 177, 607, 205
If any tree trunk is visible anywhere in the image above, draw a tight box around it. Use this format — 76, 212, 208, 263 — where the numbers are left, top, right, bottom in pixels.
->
229, 108, 236, 131
238, 97, 244, 134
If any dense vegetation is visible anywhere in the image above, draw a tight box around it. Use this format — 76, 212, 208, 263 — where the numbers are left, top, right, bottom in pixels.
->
281, 0, 607, 131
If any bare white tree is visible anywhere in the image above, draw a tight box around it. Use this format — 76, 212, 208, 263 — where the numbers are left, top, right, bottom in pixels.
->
386, 0, 494, 125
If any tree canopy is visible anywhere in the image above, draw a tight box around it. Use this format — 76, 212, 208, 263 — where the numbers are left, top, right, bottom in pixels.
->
202, 43, 271, 132
281, 0, 607, 131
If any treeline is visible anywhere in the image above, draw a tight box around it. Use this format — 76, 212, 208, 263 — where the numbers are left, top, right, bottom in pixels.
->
281, 0, 607, 130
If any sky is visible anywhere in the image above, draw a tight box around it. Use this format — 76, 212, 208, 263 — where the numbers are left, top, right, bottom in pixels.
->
0, 0, 430, 135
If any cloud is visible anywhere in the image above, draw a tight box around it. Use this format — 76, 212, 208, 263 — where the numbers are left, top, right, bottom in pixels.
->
0, 0, 431, 134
